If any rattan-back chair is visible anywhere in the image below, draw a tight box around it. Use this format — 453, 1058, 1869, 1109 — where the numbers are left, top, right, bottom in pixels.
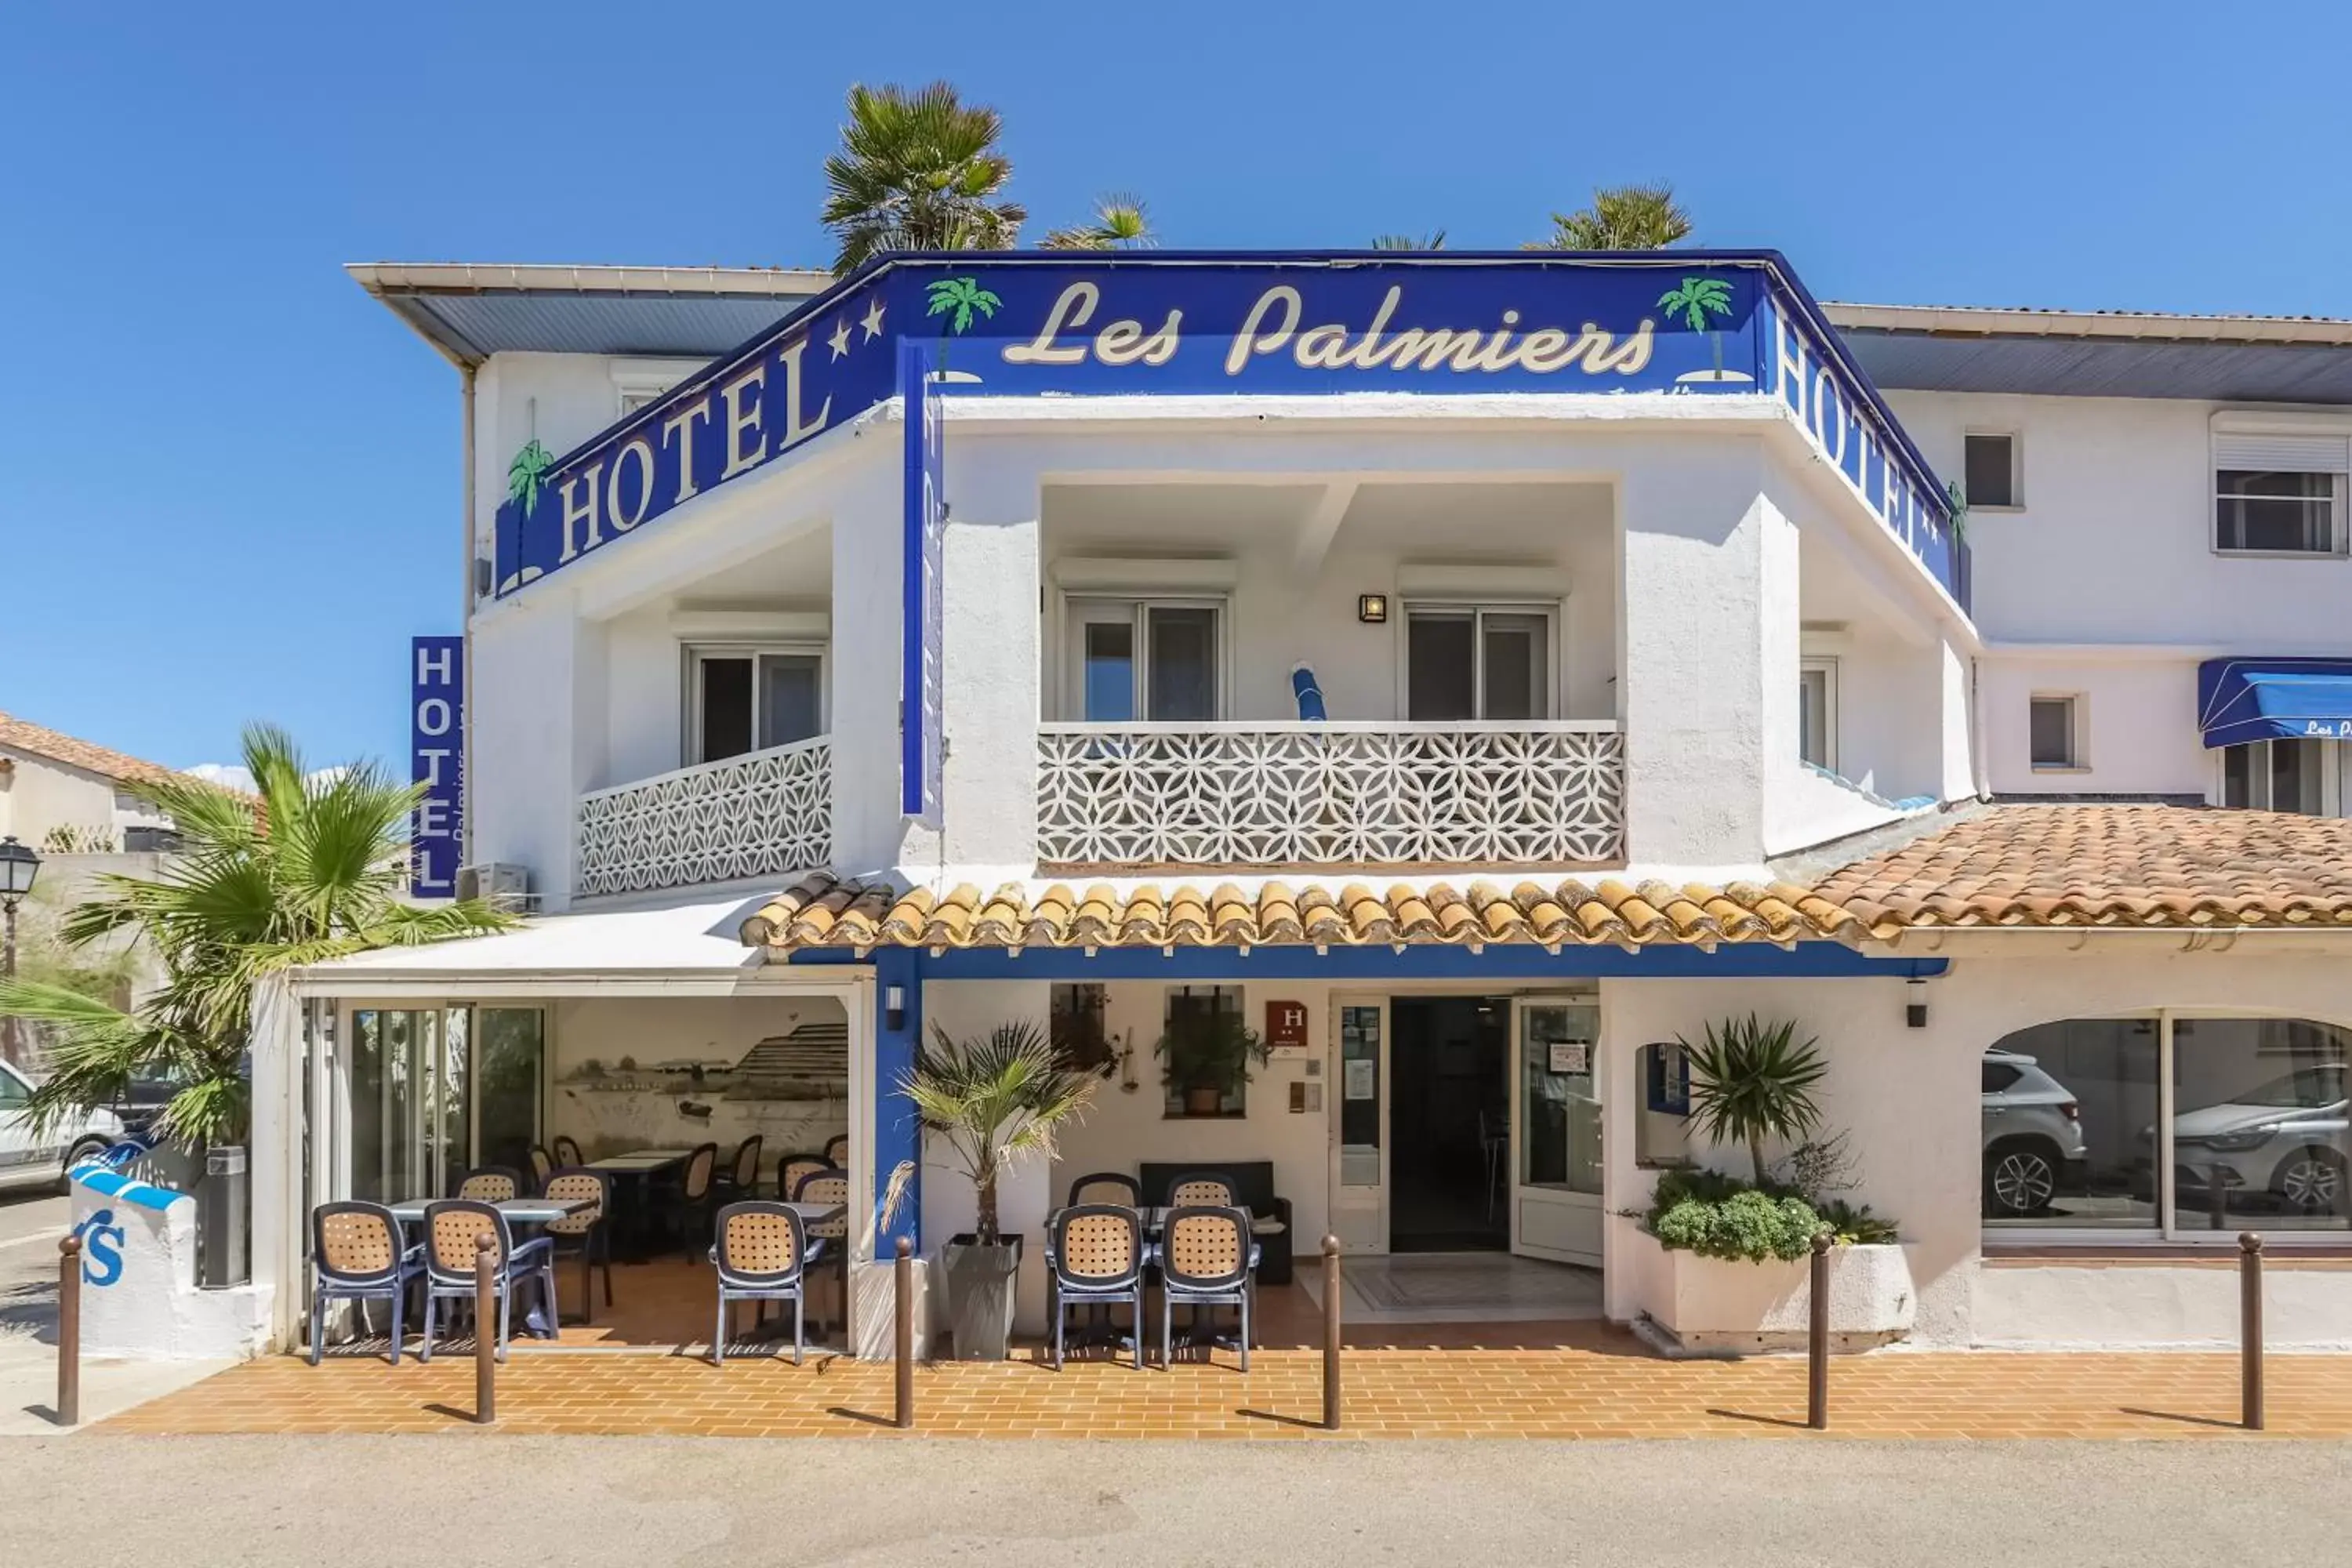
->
527, 1145, 555, 1194
1156, 1206, 1258, 1371
673, 1142, 720, 1261
714, 1134, 765, 1200
710, 1201, 820, 1367
416, 1199, 557, 1364
1164, 1171, 1239, 1210
791, 1170, 851, 1333
541, 1167, 612, 1324
308, 1202, 423, 1365
456, 1166, 524, 1203
1046, 1204, 1146, 1370
1067, 1171, 1142, 1209
776, 1152, 829, 1204
821, 1132, 851, 1167
551, 1134, 584, 1167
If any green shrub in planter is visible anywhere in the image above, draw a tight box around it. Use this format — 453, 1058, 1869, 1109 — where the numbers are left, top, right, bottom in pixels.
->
1646, 1166, 1823, 1263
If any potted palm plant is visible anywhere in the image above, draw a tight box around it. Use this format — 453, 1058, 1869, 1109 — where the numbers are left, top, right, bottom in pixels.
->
1154, 1005, 1269, 1117
900, 1019, 1094, 1360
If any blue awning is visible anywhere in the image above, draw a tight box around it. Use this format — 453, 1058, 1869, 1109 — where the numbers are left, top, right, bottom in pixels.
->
2198, 659, 2352, 748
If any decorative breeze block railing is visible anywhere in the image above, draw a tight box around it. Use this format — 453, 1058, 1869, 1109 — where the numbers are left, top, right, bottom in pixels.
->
1036, 722, 1624, 870
577, 737, 831, 896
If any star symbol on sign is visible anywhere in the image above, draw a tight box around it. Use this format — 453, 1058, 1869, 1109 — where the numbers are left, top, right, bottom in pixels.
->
826, 317, 851, 360
859, 297, 887, 340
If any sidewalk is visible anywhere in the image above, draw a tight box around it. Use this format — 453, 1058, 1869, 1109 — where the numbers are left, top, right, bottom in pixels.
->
95, 1330, 2352, 1439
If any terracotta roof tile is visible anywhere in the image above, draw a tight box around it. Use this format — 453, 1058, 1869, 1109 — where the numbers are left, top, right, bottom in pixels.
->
0, 710, 181, 789
1813, 804, 2352, 937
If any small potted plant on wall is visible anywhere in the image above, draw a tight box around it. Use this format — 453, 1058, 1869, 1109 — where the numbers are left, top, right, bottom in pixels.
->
1154, 1005, 1269, 1117
899, 1020, 1095, 1360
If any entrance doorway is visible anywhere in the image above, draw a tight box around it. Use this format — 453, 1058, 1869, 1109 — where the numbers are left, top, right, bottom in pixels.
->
1387, 997, 1511, 1252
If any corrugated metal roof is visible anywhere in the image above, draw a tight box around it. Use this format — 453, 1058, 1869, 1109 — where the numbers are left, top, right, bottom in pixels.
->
347, 262, 830, 368
1825, 300, 2352, 403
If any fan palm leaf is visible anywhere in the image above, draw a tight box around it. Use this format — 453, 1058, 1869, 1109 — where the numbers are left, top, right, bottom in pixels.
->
1530, 183, 1693, 251
1042, 194, 1156, 251
900, 1019, 1095, 1243
822, 81, 1027, 275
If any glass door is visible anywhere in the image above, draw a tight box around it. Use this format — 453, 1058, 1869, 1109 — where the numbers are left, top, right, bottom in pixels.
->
344, 1006, 544, 1202
1329, 995, 1390, 1254
1511, 998, 1602, 1265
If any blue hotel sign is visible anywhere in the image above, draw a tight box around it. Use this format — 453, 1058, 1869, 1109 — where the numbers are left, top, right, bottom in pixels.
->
410, 636, 463, 898
491, 251, 1958, 607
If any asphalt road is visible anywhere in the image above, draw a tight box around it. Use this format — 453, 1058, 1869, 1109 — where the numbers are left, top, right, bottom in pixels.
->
2, 1436, 2342, 1566
0, 1191, 68, 1345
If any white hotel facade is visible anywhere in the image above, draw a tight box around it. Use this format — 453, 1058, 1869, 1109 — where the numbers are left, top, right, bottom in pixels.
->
232, 251, 2352, 1359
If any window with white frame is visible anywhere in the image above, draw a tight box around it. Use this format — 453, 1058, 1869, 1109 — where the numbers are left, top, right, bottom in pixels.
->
2029, 695, 2082, 769
1963, 431, 2020, 510
1404, 604, 1555, 721
2220, 738, 2339, 816
1798, 659, 1838, 771
684, 644, 826, 764
1065, 597, 1224, 722
2213, 430, 2350, 555
1984, 1014, 2352, 1236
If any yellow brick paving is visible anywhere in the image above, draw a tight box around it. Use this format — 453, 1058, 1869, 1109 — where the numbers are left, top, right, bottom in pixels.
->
97, 1342, 2352, 1439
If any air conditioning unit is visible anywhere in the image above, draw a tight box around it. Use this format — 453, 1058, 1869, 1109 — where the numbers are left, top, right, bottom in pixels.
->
456, 862, 536, 912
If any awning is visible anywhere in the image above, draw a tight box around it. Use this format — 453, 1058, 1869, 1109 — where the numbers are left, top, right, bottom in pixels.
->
2198, 659, 2352, 749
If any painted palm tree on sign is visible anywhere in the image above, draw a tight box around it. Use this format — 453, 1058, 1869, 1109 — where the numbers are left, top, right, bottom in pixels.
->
507, 439, 556, 514
925, 276, 1002, 335
1657, 275, 1745, 384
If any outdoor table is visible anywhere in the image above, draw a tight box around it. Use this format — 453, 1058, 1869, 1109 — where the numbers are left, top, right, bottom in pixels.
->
387, 1196, 592, 1338
586, 1149, 697, 1262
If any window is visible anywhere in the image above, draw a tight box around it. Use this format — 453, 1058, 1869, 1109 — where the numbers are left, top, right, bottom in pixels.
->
122, 825, 182, 853
1066, 599, 1222, 722
1984, 1015, 2352, 1236
687, 646, 825, 764
2029, 695, 2080, 769
1635, 1040, 1693, 1168
2212, 430, 2349, 554
0, 1063, 27, 1107
2220, 739, 2332, 815
1162, 985, 1247, 1117
1798, 659, 1838, 771
1963, 432, 2020, 510
1049, 983, 1114, 1076
1405, 606, 1553, 721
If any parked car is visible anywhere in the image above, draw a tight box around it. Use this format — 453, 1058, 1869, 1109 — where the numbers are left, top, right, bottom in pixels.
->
0, 1058, 126, 1196
1982, 1048, 2090, 1217
107, 1062, 182, 1137
2169, 1062, 2349, 1218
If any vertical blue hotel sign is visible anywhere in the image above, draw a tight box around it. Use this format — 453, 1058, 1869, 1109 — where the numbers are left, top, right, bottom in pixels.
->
410, 636, 463, 898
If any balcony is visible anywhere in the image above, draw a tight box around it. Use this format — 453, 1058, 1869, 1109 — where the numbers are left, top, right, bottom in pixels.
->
1036, 722, 1624, 873
576, 737, 831, 898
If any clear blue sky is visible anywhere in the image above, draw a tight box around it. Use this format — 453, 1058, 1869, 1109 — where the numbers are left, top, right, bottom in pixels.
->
5, 1, 2346, 774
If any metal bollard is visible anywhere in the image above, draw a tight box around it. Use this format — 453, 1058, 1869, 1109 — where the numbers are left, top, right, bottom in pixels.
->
2240, 1232, 2264, 1432
1807, 1230, 1831, 1431
474, 1233, 498, 1425
1322, 1236, 1342, 1432
57, 1235, 82, 1428
894, 1237, 914, 1431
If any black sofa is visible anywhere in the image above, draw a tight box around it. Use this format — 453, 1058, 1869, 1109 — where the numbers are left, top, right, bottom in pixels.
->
1138, 1160, 1293, 1286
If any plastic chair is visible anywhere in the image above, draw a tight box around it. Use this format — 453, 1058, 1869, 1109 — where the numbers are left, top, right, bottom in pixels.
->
551, 1134, 584, 1167
1046, 1205, 1146, 1370
308, 1202, 423, 1365
1068, 1171, 1142, 1209
776, 1152, 830, 1205
821, 1132, 851, 1167
456, 1166, 523, 1203
416, 1200, 556, 1364
1157, 1207, 1258, 1371
1165, 1171, 1238, 1210
792, 1170, 851, 1332
713, 1134, 764, 1201
672, 1142, 720, 1261
710, 1202, 822, 1367
527, 1145, 554, 1194
541, 1167, 612, 1323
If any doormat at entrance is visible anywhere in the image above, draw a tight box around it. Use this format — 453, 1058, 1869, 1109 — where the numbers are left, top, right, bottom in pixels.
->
1298, 1254, 1602, 1323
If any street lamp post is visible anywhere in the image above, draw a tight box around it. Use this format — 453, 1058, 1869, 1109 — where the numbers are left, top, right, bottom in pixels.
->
0, 835, 42, 1068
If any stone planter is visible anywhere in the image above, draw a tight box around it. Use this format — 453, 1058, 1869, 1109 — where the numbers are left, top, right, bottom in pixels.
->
1628, 1229, 1915, 1354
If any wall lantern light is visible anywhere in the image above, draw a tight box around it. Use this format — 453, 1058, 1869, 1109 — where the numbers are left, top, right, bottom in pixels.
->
884, 984, 907, 1032
1905, 975, 1929, 1029
1356, 593, 1389, 625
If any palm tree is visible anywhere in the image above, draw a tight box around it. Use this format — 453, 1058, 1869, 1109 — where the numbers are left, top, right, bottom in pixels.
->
1041, 194, 1154, 250
1678, 1014, 1828, 1185
821, 81, 1026, 275
1530, 183, 1693, 250
0, 724, 514, 1148
1371, 230, 1447, 251
898, 1019, 1094, 1244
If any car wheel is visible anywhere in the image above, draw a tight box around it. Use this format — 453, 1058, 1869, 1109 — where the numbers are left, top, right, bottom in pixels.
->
56, 1140, 109, 1195
1985, 1144, 2059, 1217
2273, 1147, 2347, 1217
